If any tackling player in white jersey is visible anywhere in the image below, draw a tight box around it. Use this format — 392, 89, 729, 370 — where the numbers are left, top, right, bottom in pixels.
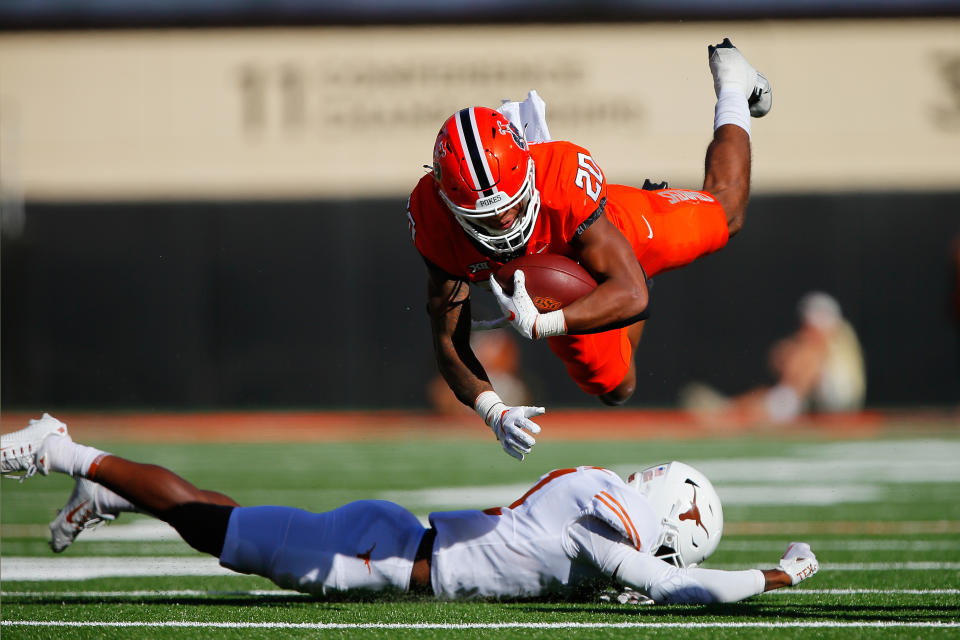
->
2, 415, 818, 603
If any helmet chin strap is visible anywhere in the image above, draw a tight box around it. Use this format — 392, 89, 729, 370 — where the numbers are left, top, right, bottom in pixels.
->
454, 186, 540, 256
442, 161, 539, 256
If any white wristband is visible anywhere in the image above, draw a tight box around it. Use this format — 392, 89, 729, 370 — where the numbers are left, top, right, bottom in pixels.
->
714, 87, 751, 137
534, 310, 567, 339
475, 390, 507, 427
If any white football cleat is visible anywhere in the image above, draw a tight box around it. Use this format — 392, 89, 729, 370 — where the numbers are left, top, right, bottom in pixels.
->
749, 72, 772, 118
708, 38, 773, 117
50, 477, 118, 553
1, 413, 70, 480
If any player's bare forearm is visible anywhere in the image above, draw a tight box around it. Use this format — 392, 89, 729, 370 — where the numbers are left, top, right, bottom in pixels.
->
426, 268, 494, 406
702, 124, 751, 238
565, 216, 649, 333
433, 329, 494, 407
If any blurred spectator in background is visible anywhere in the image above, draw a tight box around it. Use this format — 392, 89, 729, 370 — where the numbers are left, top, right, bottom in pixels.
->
429, 330, 532, 415
682, 292, 865, 426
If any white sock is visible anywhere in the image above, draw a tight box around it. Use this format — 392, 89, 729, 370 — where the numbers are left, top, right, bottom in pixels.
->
93, 482, 139, 514
714, 87, 751, 137
44, 435, 109, 478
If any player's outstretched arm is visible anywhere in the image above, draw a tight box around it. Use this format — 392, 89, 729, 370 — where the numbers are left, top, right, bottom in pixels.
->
425, 260, 491, 404
702, 38, 771, 239
426, 260, 545, 460
613, 541, 819, 604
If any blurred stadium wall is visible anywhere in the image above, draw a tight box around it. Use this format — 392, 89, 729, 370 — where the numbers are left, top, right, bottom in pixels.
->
1, 18, 959, 409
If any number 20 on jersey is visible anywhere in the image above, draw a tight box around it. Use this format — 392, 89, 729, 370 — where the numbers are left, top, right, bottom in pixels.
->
575, 153, 604, 202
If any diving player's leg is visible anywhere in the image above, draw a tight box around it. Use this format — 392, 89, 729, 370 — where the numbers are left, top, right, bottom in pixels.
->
548, 326, 635, 404
2, 413, 240, 556
598, 320, 646, 406
89, 454, 240, 556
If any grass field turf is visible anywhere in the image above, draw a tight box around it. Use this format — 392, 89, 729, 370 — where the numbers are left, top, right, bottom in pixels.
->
2, 417, 959, 638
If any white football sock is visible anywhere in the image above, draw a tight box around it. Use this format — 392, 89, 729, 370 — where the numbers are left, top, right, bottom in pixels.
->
714, 87, 751, 137
44, 436, 109, 478
93, 482, 139, 514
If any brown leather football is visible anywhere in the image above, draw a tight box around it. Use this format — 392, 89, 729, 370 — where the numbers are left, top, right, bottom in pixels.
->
495, 254, 597, 312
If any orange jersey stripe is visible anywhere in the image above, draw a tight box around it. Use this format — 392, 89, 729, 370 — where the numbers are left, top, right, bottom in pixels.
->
601, 490, 641, 547
595, 490, 641, 550
484, 467, 611, 514
508, 468, 579, 509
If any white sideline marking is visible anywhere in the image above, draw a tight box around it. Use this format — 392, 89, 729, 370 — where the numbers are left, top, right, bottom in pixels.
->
4, 588, 958, 598
1, 556, 233, 581
686, 440, 960, 484
765, 589, 960, 595
822, 562, 960, 571
3, 621, 959, 630
3, 590, 303, 597
716, 562, 960, 571
722, 539, 960, 551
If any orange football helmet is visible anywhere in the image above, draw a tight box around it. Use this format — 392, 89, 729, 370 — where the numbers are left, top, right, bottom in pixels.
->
432, 107, 540, 256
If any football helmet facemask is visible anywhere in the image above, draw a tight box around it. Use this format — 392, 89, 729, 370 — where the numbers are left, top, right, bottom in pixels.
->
627, 461, 724, 568
432, 107, 540, 256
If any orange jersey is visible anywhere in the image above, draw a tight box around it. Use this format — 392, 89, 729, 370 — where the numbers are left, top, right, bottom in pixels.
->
407, 140, 729, 280
407, 139, 731, 396
408, 140, 606, 280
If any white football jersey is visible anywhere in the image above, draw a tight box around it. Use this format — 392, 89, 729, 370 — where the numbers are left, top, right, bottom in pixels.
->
429, 466, 661, 599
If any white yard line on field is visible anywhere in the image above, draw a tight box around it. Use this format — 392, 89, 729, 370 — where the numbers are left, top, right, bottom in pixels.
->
9, 519, 960, 543
715, 562, 960, 571
1, 556, 233, 581
5, 556, 960, 581
765, 588, 960, 595
4, 588, 958, 598
721, 539, 960, 551
2, 589, 304, 597
3, 621, 959, 630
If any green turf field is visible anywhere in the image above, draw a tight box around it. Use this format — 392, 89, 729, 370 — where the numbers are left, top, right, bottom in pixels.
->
3, 430, 960, 638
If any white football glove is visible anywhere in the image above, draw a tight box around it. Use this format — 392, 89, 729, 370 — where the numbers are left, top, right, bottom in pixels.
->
475, 391, 544, 460
599, 586, 654, 606
489, 270, 566, 340
708, 37, 772, 118
777, 541, 819, 586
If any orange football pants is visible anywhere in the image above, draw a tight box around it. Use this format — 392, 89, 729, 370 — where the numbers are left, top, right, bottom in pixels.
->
548, 186, 729, 395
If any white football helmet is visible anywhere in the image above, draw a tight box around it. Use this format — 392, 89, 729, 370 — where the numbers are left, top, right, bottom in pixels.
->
627, 461, 723, 568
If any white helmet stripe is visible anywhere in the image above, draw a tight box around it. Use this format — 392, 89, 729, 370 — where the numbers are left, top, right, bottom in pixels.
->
455, 108, 496, 197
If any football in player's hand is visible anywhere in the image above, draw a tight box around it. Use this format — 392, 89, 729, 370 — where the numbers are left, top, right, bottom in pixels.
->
495, 254, 597, 312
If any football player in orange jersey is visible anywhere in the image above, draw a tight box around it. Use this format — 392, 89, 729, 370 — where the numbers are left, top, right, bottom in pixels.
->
406, 39, 772, 459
